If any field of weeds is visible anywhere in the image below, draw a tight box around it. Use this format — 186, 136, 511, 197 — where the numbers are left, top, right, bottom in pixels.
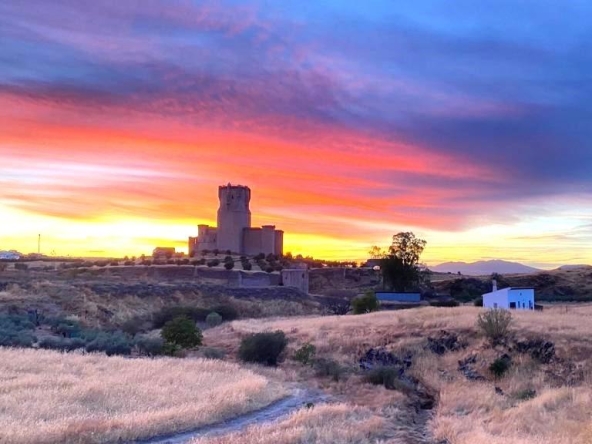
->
206, 305, 592, 444
0, 348, 286, 444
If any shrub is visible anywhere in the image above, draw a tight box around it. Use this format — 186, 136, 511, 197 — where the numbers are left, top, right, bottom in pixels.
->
429, 299, 460, 307
293, 342, 316, 366
206, 312, 223, 328
352, 291, 380, 314
489, 357, 511, 378
238, 330, 287, 366
152, 306, 211, 328
224, 255, 234, 263
161, 316, 202, 349
314, 358, 344, 381
85, 331, 133, 356
224, 261, 234, 270
210, 304, 239, 321
474, 297, 483, 307
134, 335, 165, 356
365, 366, 402, 390
513, 388, 537, 401
242, 262, 252, 271
202, 347, 226, 360
477, 308, 512, 344
265, 266, 274, 273
207, 259, 220, 267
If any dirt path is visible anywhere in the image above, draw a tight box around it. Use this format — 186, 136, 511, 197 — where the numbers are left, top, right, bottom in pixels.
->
135, 389, 328, 444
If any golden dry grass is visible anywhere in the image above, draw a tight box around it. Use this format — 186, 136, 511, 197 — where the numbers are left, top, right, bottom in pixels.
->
190, 403, 385, 444
209, 305, 592, 444
0, 348, 286, 444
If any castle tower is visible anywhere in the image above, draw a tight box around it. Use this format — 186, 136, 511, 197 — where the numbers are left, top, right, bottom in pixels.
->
216, 184, 251, 253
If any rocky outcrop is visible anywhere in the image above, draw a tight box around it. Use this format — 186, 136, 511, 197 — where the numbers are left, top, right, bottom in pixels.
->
514, 338, 555, 364
427, 330, 466, 355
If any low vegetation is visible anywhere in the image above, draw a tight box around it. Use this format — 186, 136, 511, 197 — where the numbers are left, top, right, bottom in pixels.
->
477, 308, 513, 344
161, 316, 203, 349
238, 330, 287, 366
351, 291, 379, 314
0, 348, 286, 443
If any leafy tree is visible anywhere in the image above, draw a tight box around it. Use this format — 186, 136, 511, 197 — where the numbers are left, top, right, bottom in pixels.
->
161, 316, 202, 349
380, 232, 426, 292
239, 331, 287, 366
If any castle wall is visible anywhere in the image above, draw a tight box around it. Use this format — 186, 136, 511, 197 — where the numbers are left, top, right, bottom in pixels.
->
243, 228, 262, 256
196, 225, 217, 252
281, 268, 310, 294
274, 230, 284, 256
217, 185, 251, 253
261, 225, 276, 257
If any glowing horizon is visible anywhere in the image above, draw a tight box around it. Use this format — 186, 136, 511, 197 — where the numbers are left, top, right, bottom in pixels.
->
1, 1, 591, 268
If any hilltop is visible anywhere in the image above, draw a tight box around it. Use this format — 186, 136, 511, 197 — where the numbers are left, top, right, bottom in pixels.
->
433, 265, 592, 302
430, 259, 540, 276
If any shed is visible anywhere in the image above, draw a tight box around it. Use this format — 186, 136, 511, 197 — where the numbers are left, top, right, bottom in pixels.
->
482, 287, 535, 310
375, 291, 421, 303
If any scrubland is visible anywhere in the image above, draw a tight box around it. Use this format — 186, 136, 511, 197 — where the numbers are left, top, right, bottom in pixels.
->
207, 305, 592, 444
0, 348, 286, 444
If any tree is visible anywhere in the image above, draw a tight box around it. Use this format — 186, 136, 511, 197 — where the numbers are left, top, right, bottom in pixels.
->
368, 246, 386, 259
380, 232, 426, 292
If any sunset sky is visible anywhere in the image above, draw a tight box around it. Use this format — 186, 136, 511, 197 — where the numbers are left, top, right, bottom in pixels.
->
1, 1, 591, 268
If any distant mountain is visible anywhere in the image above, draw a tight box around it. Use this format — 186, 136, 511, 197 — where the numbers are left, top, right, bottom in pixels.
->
430, 260, 540, 276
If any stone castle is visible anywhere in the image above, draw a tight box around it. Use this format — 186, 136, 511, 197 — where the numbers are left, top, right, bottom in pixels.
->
188, 184, 284, 256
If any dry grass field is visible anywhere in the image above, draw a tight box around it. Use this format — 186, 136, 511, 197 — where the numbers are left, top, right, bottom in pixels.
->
191, 404, 385, 444
0, 348, 286, 444
206, 305, 592, 444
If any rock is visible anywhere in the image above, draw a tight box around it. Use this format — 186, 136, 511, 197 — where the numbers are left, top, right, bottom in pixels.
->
514, 338, 555, 364
495, 386, 504, 396
359, 347, 413, 370
458, 355, 485, 381
427, 330, 466, 355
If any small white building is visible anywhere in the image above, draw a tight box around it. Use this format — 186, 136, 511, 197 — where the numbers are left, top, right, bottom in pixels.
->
482, 280, 535, 310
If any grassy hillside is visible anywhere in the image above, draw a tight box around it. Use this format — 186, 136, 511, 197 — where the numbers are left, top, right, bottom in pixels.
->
205, 305, 592, 444
434, 266, 592, 302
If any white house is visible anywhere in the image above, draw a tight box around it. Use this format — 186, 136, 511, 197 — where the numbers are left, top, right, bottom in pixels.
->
482, 280, 535, 310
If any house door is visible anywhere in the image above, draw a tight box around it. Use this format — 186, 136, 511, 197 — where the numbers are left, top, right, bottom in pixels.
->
509, 302, 516, 309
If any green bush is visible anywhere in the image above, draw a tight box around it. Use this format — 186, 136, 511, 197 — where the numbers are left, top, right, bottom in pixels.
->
238, 330, 287, 366
293, 343, 316, 366
0, 314, 37, 347
85, 331, 133, 356
474, 297, 483, 307
224, 261, 234, 270
161, 316, 202, 349
513, 388, 537, 401
314, 358, 344, 381
242, 262, 252, 271
152, 306, 211, 328
134, 335, 165, 356
477, 309, 512, 344
206, 312, 223, 327
207, 259, 220, 267
352, 291, 380, 314
489, 357, 511, 378
211, 304, 239, 321
202, 347, 226, 360
224, 255, 234, 263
